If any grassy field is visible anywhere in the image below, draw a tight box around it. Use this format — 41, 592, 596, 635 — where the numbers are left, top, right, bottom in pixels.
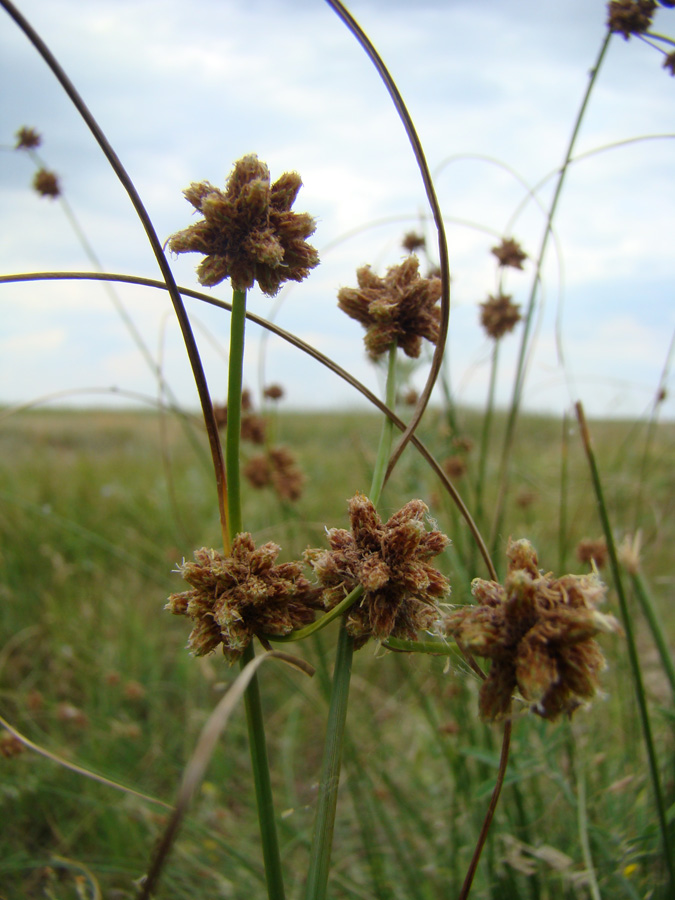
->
0, 406, 673, 899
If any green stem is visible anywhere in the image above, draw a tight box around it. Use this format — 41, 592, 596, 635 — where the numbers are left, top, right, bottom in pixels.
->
370, 342, 398, 507
473, 338, 499, 572
226, 286, 285, 900
240, 643, 286, 900
304, 342, 399, 900
489, 32, 612, 555
629, 568, 675, 699
303, 619, 354, 900
226, 288, 248, 538
575, 402, 673, 892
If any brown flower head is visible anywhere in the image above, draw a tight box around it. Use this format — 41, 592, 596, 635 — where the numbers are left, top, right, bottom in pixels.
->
263, 383, 284, 401
337, 256, 442, 359
402, 387, 419, 406
244, 447, 304, 502
442, 455, 467, 480
15, 126, 41, 149
402, 230, 426, 253
480, 293, 521, 340
663, 51, 675, 75
607, 0, 656, 38
32, 168, 60, 199
444, 539, 621, 721
305, 493, 450, 648
241, 413, 267, 445
0, 733, 25, 759
576, 537, 609, 569
167, 154, 319, 296
166, 535, 321, 662
269, 446, 304, 501
491, 237, 527, 269
244, 455, 273, 490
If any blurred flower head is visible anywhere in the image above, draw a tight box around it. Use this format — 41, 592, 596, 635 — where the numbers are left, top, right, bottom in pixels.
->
491, 237, 527, 269
32, 168, 60, 199
479, 293, 521, 340
15, 126, 41, 149
607, 0, 657, 38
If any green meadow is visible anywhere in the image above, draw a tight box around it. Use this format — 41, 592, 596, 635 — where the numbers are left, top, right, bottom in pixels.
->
0, 406, 672, 898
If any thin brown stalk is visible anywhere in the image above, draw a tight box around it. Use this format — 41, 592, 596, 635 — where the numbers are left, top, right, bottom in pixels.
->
324, 0, 451, 481
0, 270, 497, 581
458, 718, 513, 900
137, 650, 314, 900
0, 0, 230, 550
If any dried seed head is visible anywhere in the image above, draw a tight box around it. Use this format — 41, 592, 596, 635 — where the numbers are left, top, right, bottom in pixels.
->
480, 293, 521, 340
0, 733, 25, 759
241, 414, 267, 445
167, 154, 319, 296
491, 237, 527, 269
442, 455, 467, 480
268, 446, 304, 502
166, 536, 321, 662
402, 387, 419, 406
32, 168, 60, 198
337, 256, 442, 359
305, 493, 451, 648
15, 126, 41, 149
607, 0, 657, 38
576, 538, 608, 569
402, 230, 426, 253
263, 383, 284, 401
444, 538, 621, 721
663, 51, 675, 74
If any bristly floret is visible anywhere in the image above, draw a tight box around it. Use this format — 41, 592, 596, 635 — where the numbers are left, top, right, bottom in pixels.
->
479, 293, 522, 340
337, 256, 442, 359
15, 126, 41, 149
607, 0, 657, 38
165, 534, 322, 662
444, 539, 621, 722
167, 154, 319, 297
305, 493, 451, 649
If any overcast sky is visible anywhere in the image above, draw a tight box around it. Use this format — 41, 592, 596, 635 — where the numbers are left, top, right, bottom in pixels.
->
1, 0, 674, 421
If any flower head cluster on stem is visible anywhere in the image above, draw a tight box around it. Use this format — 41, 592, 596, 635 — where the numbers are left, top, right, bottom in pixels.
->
337, 256, 442, 359
166, 535, 321, 662
607, 0, 657, 38
444, 539, 621, 721
167, 154, 319, 296
479, 293, 522, 340
305, 493, 450, 649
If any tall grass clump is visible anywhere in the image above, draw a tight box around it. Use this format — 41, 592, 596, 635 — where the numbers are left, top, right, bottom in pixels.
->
1, 1, 674, 899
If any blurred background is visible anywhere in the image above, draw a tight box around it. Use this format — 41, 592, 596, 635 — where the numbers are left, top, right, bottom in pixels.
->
1, 0, 673, 419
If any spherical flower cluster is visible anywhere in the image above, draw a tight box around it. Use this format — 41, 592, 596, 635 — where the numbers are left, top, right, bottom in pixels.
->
607, 0, 656, 38
444, 539, 621, 721
166, 535, 321, 662
491, 237, 527, 270
167, 154, 319, 296
305, 493, 450, 648
337, 256, 442, 359
32, 168, 60, 199
15, 126, 41, 149
243, 447, 305, 502
479, 293, 521, 340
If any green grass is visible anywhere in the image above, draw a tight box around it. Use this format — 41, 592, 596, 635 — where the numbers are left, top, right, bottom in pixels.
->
0, 406, 673, 899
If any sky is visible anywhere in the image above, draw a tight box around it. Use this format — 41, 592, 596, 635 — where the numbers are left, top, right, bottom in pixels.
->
1, 0, 674, 421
